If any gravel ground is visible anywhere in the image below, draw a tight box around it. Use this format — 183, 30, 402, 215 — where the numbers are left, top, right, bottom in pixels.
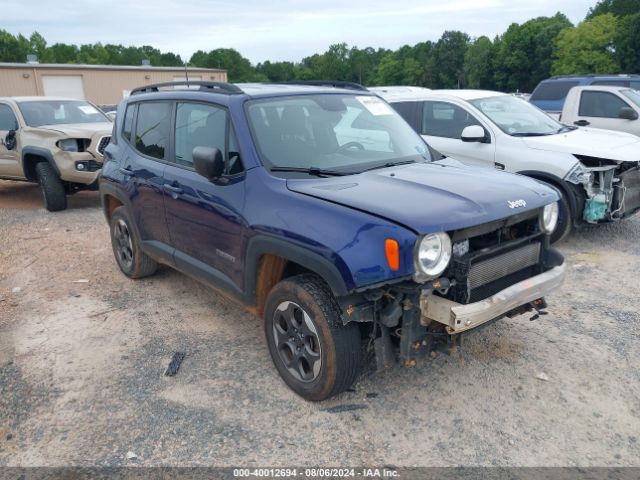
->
0, 179, 639, 467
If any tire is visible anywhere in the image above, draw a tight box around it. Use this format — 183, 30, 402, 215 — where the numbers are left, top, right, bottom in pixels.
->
550, 190, 572, 244
35, 162, 66, 212
264, 274, 361, 401
109, 206, 158, 279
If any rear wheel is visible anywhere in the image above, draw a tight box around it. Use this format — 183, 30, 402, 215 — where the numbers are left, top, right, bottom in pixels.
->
264, 274, 361, 401
109, 206, 157, 278
35, 162, 66, 211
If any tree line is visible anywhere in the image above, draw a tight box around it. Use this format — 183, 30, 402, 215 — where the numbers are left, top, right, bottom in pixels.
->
1, 0, 638, 92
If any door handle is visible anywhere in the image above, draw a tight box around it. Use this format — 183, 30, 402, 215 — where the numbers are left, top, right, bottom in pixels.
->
574, 120, 590, 126
163, 184, 183, 197
119, 167, 134, 176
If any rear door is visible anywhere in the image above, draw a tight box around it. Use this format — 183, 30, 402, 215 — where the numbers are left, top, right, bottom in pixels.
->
123, 101, 172, 260
574, 90, 638, 134
163, 101, 247, 295
420, 100, 496, 168
0, 103, 22, 179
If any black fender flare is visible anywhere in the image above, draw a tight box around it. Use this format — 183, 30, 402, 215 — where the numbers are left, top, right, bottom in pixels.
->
21, 146, 60, 181
99, 180, 132, 223
244, 235, 350, 302
517, 170, 584, 227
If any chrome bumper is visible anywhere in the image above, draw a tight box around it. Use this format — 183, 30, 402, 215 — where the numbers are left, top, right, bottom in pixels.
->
420, 263, 566, 333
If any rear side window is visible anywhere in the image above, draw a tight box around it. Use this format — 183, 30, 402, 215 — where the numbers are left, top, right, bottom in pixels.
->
579, 91, 630, 118
122, 105, 135, 142
530, 81, 580, 101
0, 104, 18, 131
422, 101, 482, 139
134, 102, 171, 160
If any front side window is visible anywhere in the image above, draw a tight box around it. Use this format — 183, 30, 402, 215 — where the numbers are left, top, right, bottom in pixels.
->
422, 101, 483, 139
470, 95, 562, 136
246, 94, 430, 175
579, 91, 631, 118
17, 100, 109, 127
135, 102, 171, 160
175, 103, 226, 167
174, 102, 244, 174
0, 104, 18, 131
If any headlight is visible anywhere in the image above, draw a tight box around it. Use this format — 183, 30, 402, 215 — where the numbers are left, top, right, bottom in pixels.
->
564, 162, 591, 184
414, 232, 452, 281
58, 138, 82, 152
541, 202, 559, 234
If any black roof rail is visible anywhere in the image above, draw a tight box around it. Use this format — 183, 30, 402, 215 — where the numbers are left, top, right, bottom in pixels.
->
130, 81, 243, 96
275, 80, 368, 91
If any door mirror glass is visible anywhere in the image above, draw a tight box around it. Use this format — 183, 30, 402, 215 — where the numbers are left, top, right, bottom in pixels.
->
4, 130, 16, 150
460, 125, 486, 143
193, 146, 224, 180
618, 106, 638, 120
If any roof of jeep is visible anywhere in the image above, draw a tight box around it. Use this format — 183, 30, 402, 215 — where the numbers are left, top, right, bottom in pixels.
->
376, 89, 505, 103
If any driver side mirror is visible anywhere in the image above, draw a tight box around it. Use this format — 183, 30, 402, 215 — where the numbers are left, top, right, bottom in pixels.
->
618, 107, 638, 121
461, 125, 487, 143
4, 130, 16, 151
193, 146, 224, 180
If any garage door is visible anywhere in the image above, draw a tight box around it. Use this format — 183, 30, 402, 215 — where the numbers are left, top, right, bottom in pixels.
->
42, 76, 86, 99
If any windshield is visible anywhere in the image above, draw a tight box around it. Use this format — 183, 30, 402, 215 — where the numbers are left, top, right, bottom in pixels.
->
18, 100, 109, 127
621, 89, 640, 108
470, 95, 563, 136
246, 94, 431, 175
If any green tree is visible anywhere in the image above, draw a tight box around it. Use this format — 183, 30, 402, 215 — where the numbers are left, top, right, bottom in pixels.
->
614, 12, 640, 71
464, 36, 495, 89
493, 14, 572, 92
0, 30, 26, 62
190, 48, 257, 82
552, 14, 620, 75
433, 31, 470, 88
48, 43, 79, 63
587, 0, 640, 19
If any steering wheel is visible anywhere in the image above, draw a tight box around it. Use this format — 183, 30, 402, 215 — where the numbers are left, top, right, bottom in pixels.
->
337, 141, 365, 152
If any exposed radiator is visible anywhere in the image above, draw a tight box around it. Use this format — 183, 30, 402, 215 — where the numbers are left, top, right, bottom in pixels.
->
468, 242, 541, 290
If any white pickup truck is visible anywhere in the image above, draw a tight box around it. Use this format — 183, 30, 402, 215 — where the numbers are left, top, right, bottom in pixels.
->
557, 85, 640, 136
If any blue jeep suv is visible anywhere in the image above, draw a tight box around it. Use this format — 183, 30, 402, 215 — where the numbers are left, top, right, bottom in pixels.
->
99, 81, 565, 401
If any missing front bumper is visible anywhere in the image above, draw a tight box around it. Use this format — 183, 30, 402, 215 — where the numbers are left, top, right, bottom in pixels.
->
420, 263, 566, 333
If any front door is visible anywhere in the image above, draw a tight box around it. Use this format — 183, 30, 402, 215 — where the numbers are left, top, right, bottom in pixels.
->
420, 100, 496, 168
0, 103, 23, 179
163, 101, 247, 294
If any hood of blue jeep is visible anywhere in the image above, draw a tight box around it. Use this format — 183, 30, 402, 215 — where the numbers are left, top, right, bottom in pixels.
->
286, 161, 558, 234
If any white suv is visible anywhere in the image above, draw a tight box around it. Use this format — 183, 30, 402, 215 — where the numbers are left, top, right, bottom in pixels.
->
372, 88, 640, 242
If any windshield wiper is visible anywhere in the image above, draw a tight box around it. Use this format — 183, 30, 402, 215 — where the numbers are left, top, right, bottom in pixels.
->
270, 166, 348, 177
357, 159, 417, 173
556, 125, 578, 133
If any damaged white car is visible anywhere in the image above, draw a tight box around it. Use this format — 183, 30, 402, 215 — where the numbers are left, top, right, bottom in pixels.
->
374, 88, 640, 242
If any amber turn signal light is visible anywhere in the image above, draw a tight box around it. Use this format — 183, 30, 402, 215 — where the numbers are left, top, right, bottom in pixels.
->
385, 239, 400, 271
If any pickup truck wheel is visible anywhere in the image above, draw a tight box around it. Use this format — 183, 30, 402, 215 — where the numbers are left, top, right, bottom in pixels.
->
109, 207, 157, 278
35, 162, 67, 211
264, 274, 361, 401
550, 192, 572, 244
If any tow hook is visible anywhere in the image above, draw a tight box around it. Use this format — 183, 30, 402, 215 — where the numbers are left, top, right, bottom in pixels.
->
529, 298, 549, 321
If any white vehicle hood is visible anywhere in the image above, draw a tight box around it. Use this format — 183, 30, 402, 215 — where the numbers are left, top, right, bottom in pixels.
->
522, 128, 640, 163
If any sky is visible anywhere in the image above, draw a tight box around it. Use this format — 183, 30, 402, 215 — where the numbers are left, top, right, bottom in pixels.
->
3, 0, 597, 64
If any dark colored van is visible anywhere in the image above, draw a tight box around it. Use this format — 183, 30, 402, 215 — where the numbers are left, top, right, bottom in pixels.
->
530, 74, 640, 114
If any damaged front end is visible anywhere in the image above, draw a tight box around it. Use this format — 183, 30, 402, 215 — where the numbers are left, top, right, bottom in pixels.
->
566, 155, 640, 223
338, 210, 565, 369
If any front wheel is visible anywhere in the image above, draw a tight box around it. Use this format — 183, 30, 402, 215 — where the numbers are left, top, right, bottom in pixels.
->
264, 274, 361, 401
35, 162, 66, 211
